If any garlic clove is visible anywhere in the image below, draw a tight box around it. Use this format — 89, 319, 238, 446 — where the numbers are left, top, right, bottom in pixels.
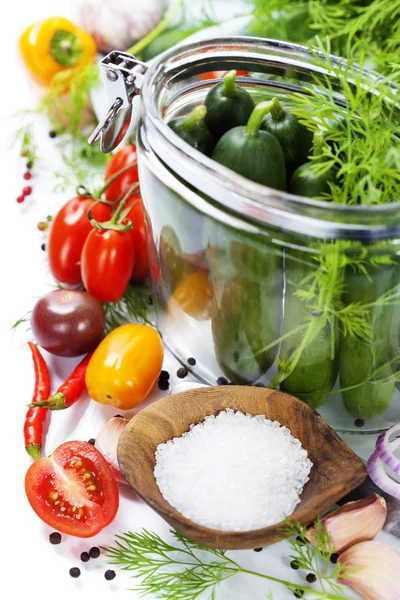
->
95, 416, 129, 484
306, 493, 386, 553
338, 540, 400, 600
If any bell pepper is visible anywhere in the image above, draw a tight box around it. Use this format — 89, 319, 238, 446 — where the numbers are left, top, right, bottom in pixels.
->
19, 17, 97, 86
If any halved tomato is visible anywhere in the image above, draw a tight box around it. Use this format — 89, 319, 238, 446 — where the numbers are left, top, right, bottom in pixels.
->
25, 441, 119, 537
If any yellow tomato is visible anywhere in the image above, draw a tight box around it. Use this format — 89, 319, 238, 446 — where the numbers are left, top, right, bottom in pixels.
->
170, 270, 213, 320
85, 324, 163, 410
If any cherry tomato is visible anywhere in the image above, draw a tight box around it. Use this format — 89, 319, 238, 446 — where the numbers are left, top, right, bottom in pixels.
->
104, 145, 139, 203
125, 196, 150, 280
31, 289, 105, 357
81, 228, 135, 303
25, 441, 119, 538
86, 324, 164, 410
47, 196, 113, 286
198, 69, 249, 80
169, 270, 213, 320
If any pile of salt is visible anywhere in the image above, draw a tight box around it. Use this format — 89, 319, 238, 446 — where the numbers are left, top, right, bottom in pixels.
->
154, 408, 312, 532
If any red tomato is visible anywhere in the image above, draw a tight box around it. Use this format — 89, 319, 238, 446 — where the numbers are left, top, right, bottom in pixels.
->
25, 441, 119, 538
47, 196, 113, 286
125, 196, 150, 281
198, 69, 249, 80
81, 228, 135, 302
104, 145, 139, 203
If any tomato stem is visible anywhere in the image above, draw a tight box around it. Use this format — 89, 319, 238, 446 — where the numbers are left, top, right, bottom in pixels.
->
95, 163, 138, 198
88, 183, 139, 232
110, 183, 139, 224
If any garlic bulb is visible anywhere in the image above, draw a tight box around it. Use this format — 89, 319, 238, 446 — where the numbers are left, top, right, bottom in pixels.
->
73, 0, 164, 53
338, 541, 400, 600
306, 494, 387, 553
95, 416, 129, 483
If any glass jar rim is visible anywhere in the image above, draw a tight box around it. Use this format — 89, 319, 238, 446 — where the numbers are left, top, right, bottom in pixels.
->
140, 36, 400, 241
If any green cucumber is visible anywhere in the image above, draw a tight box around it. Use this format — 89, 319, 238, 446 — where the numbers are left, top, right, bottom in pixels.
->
207, 232, 283, 384
339, 263, 396, 419
204, 70, 255, 140
289, 130, 339, 198
261, 97, 313, 173
168, 106, 214, 156
211, 101, 286, 189
278, 250, 338, 409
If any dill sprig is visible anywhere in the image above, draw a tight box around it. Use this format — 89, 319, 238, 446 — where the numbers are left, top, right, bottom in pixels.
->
9, 111, 39, 167
39, 63, 100, 137
289, 40, 400, 205
247, 0, 400, 68
103, 282, 154, 333
103, 525, 352, 599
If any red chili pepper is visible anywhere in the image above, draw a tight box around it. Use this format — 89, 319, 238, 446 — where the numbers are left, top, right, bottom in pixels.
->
24, 342, 51, 460
27, 352, 93, 410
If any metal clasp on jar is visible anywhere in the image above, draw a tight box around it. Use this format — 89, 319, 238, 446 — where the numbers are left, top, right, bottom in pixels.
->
88, 51, 147, 153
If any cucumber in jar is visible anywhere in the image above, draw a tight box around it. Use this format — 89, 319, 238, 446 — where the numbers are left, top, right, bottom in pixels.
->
289, 131, 339, 198
207, 232, 283, 384
168, 106, 214, 156
212, 101, 286, 189
204, 70, 255, 141
339, 261, 397, 419
260, 97, 313, 175
277, 249, 339, 409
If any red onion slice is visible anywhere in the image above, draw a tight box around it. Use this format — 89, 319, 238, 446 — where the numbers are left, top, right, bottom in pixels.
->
368, 450, 400, 500
375, 423, 400, 474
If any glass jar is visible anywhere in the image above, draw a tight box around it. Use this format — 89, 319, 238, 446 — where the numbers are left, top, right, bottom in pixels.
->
134, 37, 400, 434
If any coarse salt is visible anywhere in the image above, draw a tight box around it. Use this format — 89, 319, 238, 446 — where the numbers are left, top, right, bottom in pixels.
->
154, 408, 312, 531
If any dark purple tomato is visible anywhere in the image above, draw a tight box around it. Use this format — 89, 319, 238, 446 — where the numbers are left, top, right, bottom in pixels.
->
31, 290, 105, 357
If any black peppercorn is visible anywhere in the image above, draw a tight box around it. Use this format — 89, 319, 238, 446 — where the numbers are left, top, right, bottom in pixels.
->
158, 379, 169, 391
80, 552, 90, 563
49, 532, 62, 545
88, 438, 95, 445
330, 553, 339, 564
217, 376, 228, 385
306, 573, 316, 583
49, 130, 57, 138
69, 567, 81, 578
188, 357, 196, 366
290, 560, 299, 570
104, 570, 116, 581
89, 546, 100, 559
177, 367, 188, 379
354, 419, 365, 427
253, 547, 263, 552
41, 243, 46, 252
296, 535, 307, 546
159, 370, 170, 380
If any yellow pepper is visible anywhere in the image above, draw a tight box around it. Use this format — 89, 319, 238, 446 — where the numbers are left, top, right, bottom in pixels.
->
19, 17, 97, 86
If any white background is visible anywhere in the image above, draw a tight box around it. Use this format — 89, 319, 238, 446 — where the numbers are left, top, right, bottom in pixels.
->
1, 2, 399, 599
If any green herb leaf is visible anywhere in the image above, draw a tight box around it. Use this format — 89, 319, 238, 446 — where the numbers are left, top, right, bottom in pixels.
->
103, 525, 352, 599
103, 282, 153, 333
